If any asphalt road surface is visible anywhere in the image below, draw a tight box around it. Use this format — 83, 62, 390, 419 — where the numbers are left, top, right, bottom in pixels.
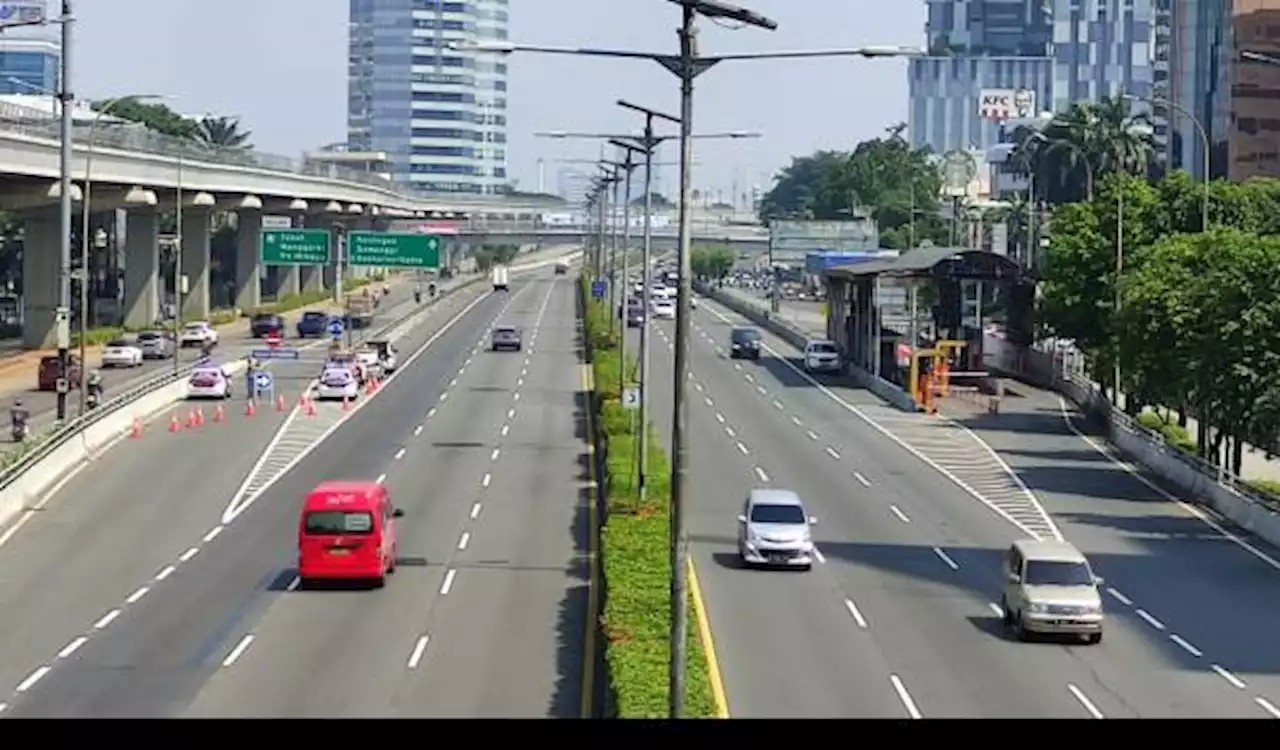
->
0, 268, 592, 718
623, 291, 1280, 718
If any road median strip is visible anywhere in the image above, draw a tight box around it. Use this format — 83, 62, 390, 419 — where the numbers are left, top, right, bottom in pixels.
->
578, 274, 718, 719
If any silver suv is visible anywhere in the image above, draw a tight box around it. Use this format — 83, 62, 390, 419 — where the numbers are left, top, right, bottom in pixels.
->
736, 489, 816, 570
1001, 539, 1104, 644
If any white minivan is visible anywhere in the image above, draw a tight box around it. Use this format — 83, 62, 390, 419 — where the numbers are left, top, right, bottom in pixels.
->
491, 265, 509, 291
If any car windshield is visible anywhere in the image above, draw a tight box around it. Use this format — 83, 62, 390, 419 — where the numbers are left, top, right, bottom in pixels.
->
137, 332, 160, 341
809, 343, 838, 354
184, 324, 206, 332
749, 503, 806, 524
304, 510, 373, 535
494, 328, 517, 337
1024, 560, 1094, 586
302, 312, 326, 320
106, 339, 130, 348
732, 329, 760, 342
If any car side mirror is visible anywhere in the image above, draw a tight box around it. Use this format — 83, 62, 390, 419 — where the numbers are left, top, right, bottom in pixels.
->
392, 508, 405, 518
736, 514, 747, 524
1093, 575, 1104, 586
808, 516, 818, 525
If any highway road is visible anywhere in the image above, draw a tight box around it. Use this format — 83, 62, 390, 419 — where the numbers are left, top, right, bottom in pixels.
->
0, 267, 592, 717
625, 291, 1280, 718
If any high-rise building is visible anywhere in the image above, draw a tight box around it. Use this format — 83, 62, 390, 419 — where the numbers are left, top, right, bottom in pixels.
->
347, 0, 509, 195
1049, 0, 1157, 116
1220, 0, 1280, 180
925, 0, 1053, 56
0, 38, 58, 96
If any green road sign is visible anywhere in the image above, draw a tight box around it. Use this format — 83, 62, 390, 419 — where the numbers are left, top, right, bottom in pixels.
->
261, 228, 331, 265
347, 231, 441, 268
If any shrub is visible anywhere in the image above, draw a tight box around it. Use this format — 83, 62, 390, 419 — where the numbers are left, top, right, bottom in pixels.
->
1138, 410, 1197, 453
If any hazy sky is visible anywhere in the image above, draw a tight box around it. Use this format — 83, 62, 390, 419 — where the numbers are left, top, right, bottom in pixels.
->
74, 0, 921, 199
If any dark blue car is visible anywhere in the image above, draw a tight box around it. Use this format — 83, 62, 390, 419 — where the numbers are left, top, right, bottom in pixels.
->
297, 311, 329, 338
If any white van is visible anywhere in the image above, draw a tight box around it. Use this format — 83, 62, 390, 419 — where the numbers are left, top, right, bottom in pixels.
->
491, 265, 509, 291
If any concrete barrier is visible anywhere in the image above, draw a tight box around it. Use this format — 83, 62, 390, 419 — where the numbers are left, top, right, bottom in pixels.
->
983, 334, 1280, 548
700, 284, 921, 413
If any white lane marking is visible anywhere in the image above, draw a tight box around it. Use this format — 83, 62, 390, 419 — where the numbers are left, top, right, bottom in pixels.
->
805, 430, 819, 441
736, 442, 749, 455
93, 609, 121, 629
1169, 634, 1202, 657
853, 471, 871, 487
414, 424, 424, 436
125, 586, 149, 604
57, 636, 88, 659
825, 446, 841, 460
791, 415, 802, 426
1211, 664, 1247, 689
449, 377, 458, 387
482, 473, 492, 488
1256, 697, 1280, 718
889, 675, 922, 719
772, 400, 783, 410
501, 424, 510, 437
754, 467, 770, 483
221, 635, 255, 667
812, 547, 826, 563
1067, 683, 1104, 718
715, 413, 726, 424
932, 547, 959, 570
704, 397, 713, 407
694, 382, 704, 392
1056, 395, 1280, 573
490, 448, 501, 461
1135, 609, 1165, 630
733, 363, 741, 370
889, 505, 911, 524
724, 426, 736, 438
179, 547, 200, 562
0, 703, 6, 713
440, 392, 449, 402
155, 564, 176, 581
375, 473, 387, 484
744, 373, 754, 383
513, 392, 521, 402
1106, 587, 1132, 606
756, 385, 766, 395
988, 602, 1004, 617
471, 502, 482, 519
844, 598, 868, 629
457, 532, 470, 550
202, 526, 224, 543
517, 378, 524, 387
394, 447, 407, 460
508, 408, 516, 419
428, 407, 438, 418
521, 368, 527, 376
440, 569, 457, 595
15, 666, 49, 693
407, 635, 430, 669
287, 576, 300, 592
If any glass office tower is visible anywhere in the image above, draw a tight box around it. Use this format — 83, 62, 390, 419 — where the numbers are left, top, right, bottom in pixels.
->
0, 38, 59, 96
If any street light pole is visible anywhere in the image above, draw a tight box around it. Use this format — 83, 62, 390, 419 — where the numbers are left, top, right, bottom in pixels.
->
1125, 94, 1210, 230
55, 0, 73, 423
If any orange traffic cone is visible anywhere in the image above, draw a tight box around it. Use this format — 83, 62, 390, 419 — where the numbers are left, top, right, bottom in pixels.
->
245, 400, 257, 417
305, 397, 317, 417
195, 407, 205, 426
168, 413, 181, 432
129, 417, 143, 439
213, 404, 226, 422
276, 394, 286, 412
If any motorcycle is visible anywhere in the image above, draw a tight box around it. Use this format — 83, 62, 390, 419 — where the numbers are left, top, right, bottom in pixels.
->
11, 421, 28, 442
413, 289, 422, 304
86, 391, 101, 410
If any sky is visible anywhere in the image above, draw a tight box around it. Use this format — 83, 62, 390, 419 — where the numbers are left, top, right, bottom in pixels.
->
72, 0, 922, 202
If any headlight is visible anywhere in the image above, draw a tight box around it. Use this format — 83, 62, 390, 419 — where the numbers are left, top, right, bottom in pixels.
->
1081, 604, 1102, 615
1028, 602, 1049, 614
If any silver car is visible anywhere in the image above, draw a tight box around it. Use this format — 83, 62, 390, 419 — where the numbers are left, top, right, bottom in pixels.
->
736, 489, 817, 570
136, 330, 174, 359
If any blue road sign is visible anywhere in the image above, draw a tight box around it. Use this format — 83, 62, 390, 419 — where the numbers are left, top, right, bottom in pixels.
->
328, 318, 345, 338
253, 370, 273, 391
591, 280, 606, 298
250, 348, 301, 361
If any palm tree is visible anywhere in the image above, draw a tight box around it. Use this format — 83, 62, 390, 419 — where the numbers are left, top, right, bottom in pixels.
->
191, 115, 253, 150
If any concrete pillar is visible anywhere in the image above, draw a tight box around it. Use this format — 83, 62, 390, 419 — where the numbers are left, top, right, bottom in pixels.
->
122, 210, 160, 329
21, 212, 60, 349
275, 265, 301, 298
235, 210, 262, 313
300, 265, 323, 293
180, 208, 212, 321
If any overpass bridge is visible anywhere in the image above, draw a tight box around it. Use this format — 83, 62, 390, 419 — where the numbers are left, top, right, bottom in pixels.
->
451, 225, 769, 257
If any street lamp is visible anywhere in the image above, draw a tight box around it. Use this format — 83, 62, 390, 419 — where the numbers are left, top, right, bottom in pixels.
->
1123, 93, 1210, 231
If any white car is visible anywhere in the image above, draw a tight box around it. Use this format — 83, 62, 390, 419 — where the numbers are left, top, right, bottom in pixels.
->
803, 339, 842, 373
180, 321, 218, 348
651, 299, 676, 319
186, 365, 233, 399
353, 348, 383, 379
316, 366, 360, 401
101, 338, 144, 368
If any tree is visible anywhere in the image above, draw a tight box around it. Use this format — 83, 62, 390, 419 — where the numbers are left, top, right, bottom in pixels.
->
193, 115, 253, 150
632, 193, 672, 209
690, 244, 735, 280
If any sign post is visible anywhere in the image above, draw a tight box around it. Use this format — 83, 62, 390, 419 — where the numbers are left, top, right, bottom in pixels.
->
347, 232, 441, 269
261, 229, 332, 265
978, 88, 1037, 121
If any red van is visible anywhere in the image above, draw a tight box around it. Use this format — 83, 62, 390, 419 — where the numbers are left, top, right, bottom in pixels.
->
297, 481, 403, 588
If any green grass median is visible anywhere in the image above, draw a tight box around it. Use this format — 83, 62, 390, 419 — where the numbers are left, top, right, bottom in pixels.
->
580, 275, 717, 719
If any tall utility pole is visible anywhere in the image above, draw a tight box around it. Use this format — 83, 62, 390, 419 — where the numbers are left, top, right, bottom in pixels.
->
606, 163, 622, 339
54, 0, 74, 423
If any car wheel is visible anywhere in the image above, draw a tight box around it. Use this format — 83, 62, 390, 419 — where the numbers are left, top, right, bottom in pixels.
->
1000, 598, 1013, 626
1086, 632, 1102, 645
799, 564, 812, 572
372, 574, 386, 589
1013, 611, 1031, 642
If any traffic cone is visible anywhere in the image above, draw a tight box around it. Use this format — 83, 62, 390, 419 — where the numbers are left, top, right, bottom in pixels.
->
213, 404, 226, 422
168, 413, 181, 433
129, 418, 143, 439
305, 398, 317, 417
245, 400, 257, 417
186, 409, 200, 429
276, 394, 286, 412
195, 407, 205, 426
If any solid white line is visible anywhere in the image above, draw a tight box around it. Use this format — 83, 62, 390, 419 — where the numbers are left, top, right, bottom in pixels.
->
754, 467, 770, 483
125, 585, 149, 604
1135, 609, 1165, 630
825, 446, 841, 460
407, 635, 430, 669
736, 442, 749, 455
1211, 664, 1247, 689
482, 473, 492, 487
888, 675, 922, 719
844, 598, 868, 628
1256, 697, 1280, 718
457, 532, 470, 550
1169, 634, 1202, 657
440, 568, 457, 595
1106, 587, 1132, 606
57, 636, 88, 659
15, 665, 49, 693
853, 471, 871, 487
221, 635, 255, 667
490, 448, 500, 461
93, 609, 121, 629
889, 505, 911, 524
375, 472, 386, 484
470, 502, 482, 519
155, 564, 176, 581
202, 526, 223, 543
1067, 683, 1104, 718
932, 547, 959, 570
179, 547, 200, 562
501, 424, 510, 436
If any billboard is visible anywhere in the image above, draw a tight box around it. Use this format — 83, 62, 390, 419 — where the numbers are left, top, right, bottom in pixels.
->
978, 88, 1036, 121
804, 250, 898, 276
769, 219, 879, 259
0, 1, 46, 25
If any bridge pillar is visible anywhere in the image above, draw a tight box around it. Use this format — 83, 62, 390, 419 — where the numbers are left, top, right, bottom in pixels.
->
180, 208, 212, 321
234, 210, 262, 313
20, 211, 60, 349
300, 265, 323, 293
274, 265, 300, 299
122, 209, 160, 329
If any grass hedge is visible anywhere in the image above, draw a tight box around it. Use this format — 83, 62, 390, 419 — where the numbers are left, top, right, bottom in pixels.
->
580, 275, 717, 719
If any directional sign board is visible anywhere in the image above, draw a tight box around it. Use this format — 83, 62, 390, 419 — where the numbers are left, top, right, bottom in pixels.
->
347, 231, 440, 269
591, 280, 607, 298
261, 228, 331, 265
327, 318, 345, 339
621, 386, 641, 410
250, 348, 300, 361
253, 370, 273, 391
